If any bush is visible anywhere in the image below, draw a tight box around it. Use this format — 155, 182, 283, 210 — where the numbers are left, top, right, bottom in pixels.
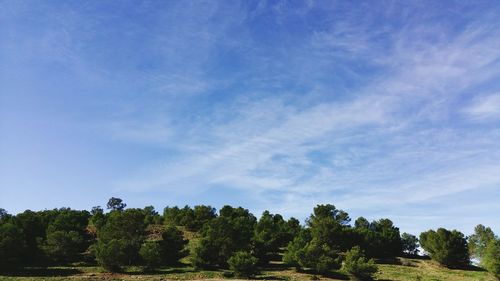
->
95, 239, 128, 272
228, 251, 259, 278
140, 241, 163, 269
301, 240, 341, 274
420, 228, 469, 268
342, 246, 378, 280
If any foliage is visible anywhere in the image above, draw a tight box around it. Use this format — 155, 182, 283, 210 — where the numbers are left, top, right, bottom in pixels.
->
139, 240, 163, 269
228, 251, 260, 278
160, 226, 189, 265
42, 230, 83, 263
42, 209, 91, 263
354, 217, 402, 258
252, 210, 290, 265
300, 240, 341, 273
401, 232, 419, 256
97, 208, 146, 269
143, 206, 162, 225
95, 239, 128, 272
0, 222, 27, 269
420, 228, 469, 268
342, 246, 378, 280
191, 206, 256, 268
163, 205, 216, 231
283, 228, 311, 269
107, 197, 127, 211
468, 224, 496, 260
481, 238, 500, 277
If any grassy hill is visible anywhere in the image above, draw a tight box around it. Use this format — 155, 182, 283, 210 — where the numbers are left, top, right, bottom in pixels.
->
0, 257, 497, 281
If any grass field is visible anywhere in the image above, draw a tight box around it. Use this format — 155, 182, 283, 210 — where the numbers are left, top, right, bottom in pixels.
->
0, 258, 497, 281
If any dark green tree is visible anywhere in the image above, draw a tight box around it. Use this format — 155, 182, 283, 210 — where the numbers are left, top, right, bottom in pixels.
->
42, 208, 91, 263
143, 206, 162, 225
420, 228, 469, 268
107, 197, 126, 211
96, 208, 146, 269
160, 226, 189, 265
0, 222, 27, 269
283, 228, 311, 270
191, 206, 256, 268
401, 232, 419, 256
252, 211, 288, 265
139, 240, 163, 270
95, 239, 128, 272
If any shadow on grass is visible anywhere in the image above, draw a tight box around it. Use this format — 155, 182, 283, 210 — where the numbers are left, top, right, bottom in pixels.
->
127, 267, 201, 275
461, 264, 487, 272
261, 262, 291, 272
0, 267, 82, 277
297, 269, 350, 280
255, 275, 289, 280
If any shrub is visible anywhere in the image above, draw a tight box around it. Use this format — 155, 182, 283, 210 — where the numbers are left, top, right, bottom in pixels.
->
342, 246, 378, 280
228, 251, 259, 278
139, 241, 163, 269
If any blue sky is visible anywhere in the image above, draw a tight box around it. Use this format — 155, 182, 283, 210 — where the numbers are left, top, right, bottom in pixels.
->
1, 1, 500, 236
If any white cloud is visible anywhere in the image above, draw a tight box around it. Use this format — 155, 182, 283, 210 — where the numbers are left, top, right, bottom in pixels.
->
464, 93, 500, 120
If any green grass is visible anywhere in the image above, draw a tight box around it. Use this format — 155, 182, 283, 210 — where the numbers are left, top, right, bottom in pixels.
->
0, 258, 497, 281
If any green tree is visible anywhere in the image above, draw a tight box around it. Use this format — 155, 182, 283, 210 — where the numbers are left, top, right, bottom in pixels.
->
342, 246, 378, 280
481, 239, 500, 278
139, 241, 163, 269
228, 251, 260, 278
191, 206, 256, 268
143, 206, 162, 225
420, 228, 469, 268
43, 230, 83, 263
0, 222, 27, 269
284, 205, 347, 273
252, 211, 288, 265
95, 239, 128, 272
96, 208, 146, 269
468, 224, 496, 260
283, 229, 311, 269
401, 232, 419, 256
107, 197, 126, 211
354, 218, 402, 258
42, 208, 91, 263
160, 226, 188, 265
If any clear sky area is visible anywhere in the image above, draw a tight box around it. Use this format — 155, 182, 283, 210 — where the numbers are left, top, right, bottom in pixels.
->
1, 1, 500, 236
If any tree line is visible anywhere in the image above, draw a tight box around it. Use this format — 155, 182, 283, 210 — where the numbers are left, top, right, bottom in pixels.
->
0, 198, 499, 279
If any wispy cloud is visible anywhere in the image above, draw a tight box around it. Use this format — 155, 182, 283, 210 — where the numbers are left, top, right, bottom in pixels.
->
464, 93, 500, 120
